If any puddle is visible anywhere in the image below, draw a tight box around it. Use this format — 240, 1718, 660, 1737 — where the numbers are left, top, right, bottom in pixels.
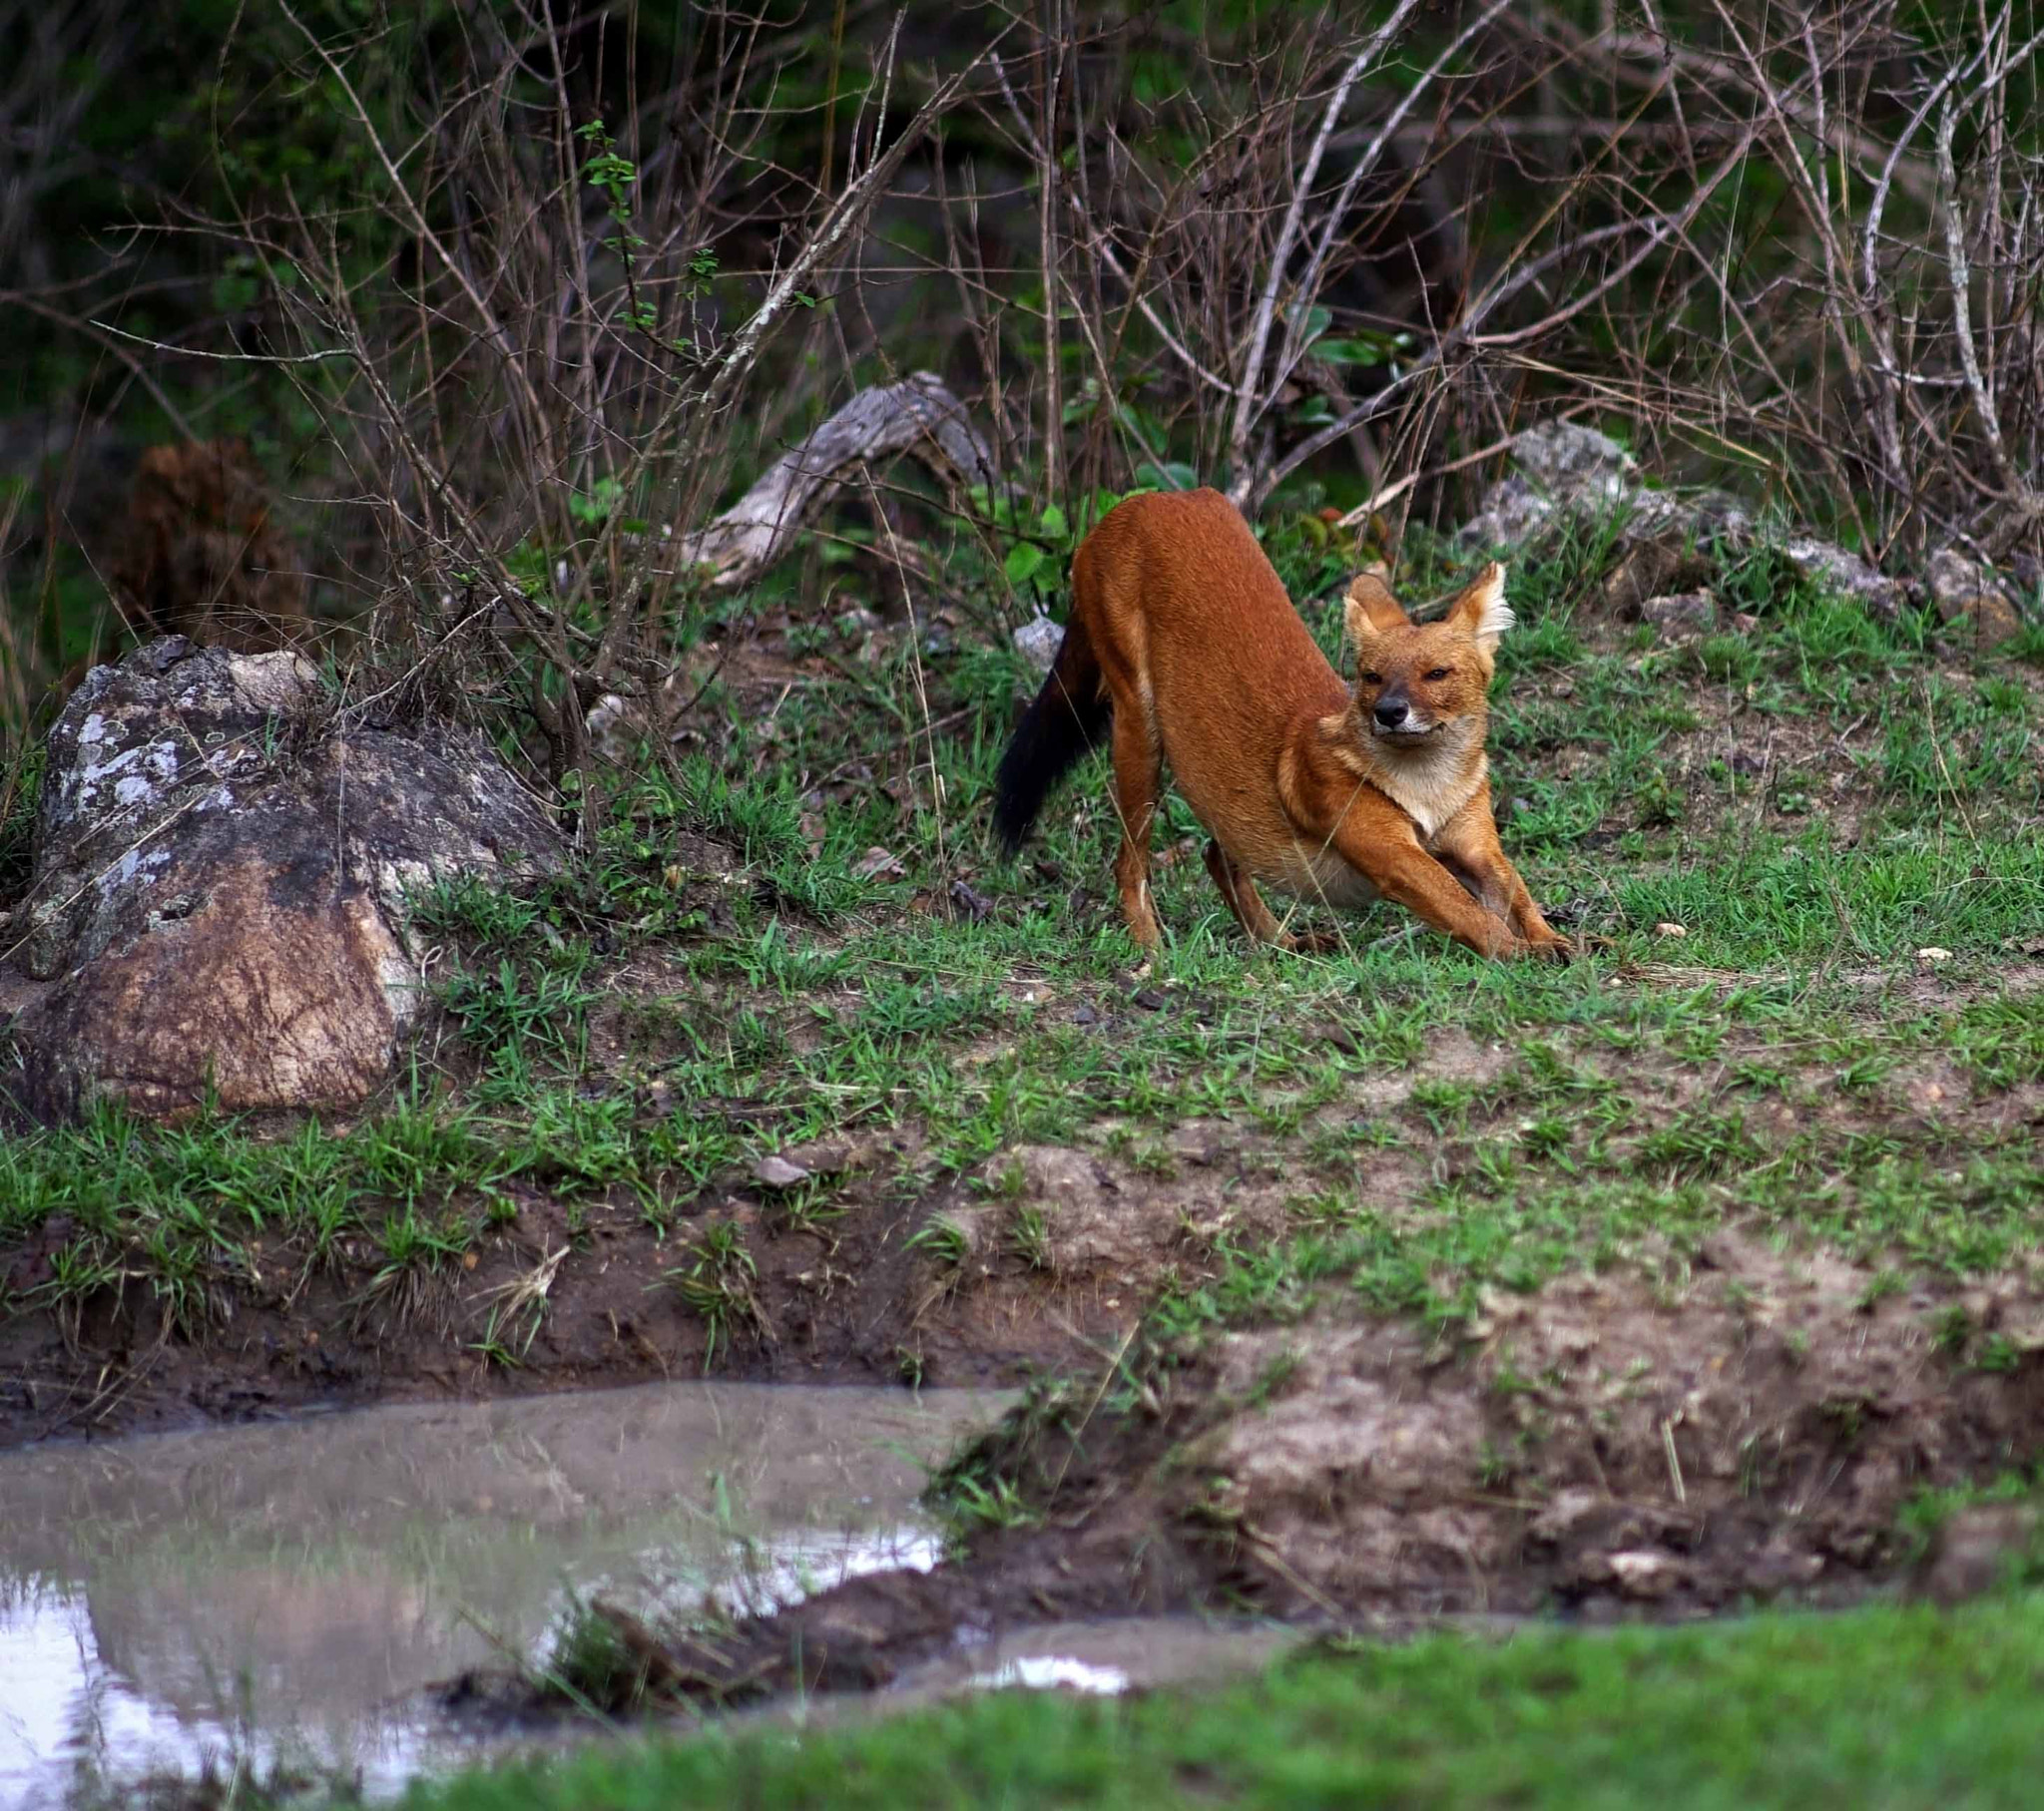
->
929, 1617, 1298, 1698
0, 1381, 1008, 1808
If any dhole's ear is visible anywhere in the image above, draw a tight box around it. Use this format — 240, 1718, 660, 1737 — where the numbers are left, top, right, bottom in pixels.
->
1342, 571, 1407, 655
1446, 562, 1513, 658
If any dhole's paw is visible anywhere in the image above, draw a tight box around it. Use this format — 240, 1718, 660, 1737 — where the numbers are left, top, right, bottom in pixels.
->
1524, 932, 1576, 963
1281, 930, 1345, 956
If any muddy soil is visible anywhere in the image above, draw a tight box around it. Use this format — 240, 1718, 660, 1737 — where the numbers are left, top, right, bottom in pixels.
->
0, 1021, 1494, 1451
0, 1148, 1126, 1449
7, 1043, 2043, 1718
540, 1235, 2044, 1711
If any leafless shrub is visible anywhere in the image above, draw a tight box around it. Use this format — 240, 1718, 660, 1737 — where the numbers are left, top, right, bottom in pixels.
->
978, 0, 2042, 570
7, 0, 2038, 764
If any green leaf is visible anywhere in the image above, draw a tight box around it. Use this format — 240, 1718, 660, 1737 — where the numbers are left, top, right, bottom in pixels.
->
1004, 543, 1046, 585
1038, 504, 1069, 540
1315, 336, 1389, 368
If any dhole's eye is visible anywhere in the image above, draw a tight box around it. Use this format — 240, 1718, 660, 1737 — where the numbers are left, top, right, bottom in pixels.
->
1360, 671, 1381, 685
1424, 667, 1452, 681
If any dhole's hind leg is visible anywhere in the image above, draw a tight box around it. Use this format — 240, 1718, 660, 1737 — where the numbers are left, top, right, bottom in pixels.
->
1110, 710, 1165, 951
1203, 841, 1286, 945
1203, 842, 1341, 953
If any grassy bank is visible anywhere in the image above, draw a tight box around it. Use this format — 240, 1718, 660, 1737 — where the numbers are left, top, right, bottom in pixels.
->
5, 517, 2041, 1363
410, 1592, 2044, 1810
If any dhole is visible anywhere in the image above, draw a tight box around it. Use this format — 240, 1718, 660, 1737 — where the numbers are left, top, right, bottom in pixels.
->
992, 488, 1570, 961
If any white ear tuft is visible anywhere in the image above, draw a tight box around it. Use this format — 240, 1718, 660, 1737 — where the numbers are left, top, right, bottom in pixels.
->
1461, 562, 1514, 654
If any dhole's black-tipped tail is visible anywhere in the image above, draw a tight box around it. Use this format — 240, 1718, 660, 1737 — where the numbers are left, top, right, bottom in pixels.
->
992, 616, 1111, 854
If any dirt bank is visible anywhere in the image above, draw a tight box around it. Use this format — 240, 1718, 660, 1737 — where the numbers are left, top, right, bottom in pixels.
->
516, 1228, 2044, 1711
0, 1149, 1121, 1447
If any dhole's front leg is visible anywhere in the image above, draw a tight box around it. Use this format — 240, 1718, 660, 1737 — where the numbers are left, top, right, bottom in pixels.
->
1432, 795, 1572, 958
1110, 709, 1165, 951
1324, 811, 1530, 959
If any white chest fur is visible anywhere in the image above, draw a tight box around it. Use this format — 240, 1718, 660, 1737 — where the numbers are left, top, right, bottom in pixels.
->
1267, 838, 1381, 908
1368, 748, 1484, 840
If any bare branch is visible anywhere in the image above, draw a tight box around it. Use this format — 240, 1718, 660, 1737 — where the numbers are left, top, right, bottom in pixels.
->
1226, 0, 1424, 491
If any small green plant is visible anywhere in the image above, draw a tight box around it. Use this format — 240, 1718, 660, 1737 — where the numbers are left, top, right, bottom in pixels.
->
907, 1215, 970, 1267
665, 1220, 763, 1370
1009, 1202, 1054, 1270
540, 1592, 648, 1712
936, 1470, 1040, 1541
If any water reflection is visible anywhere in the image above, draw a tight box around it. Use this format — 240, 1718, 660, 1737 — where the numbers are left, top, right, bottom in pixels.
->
0, 1381, 1007, 1807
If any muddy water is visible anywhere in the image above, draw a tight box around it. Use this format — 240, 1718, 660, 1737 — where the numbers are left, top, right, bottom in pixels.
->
0, 1381, 1009, 1807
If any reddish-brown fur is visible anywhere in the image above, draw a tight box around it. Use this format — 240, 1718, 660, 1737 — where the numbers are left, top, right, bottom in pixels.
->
996, 488, 1570, 961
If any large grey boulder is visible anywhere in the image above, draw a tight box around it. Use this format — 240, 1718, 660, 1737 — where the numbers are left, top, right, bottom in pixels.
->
5, 637, 563, 1122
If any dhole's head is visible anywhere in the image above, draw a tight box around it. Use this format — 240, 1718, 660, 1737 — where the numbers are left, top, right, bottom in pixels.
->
1340, 563, 1513, 752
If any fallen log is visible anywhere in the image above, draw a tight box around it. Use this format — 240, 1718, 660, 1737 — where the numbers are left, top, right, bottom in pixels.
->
588, 373, 1007, 753
676, 371, 1001, 591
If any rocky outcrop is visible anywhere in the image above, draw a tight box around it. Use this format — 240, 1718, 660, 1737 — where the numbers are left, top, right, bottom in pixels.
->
1926, 547, 2025, 650
1456, 420, 1929, 622
4, 637, 563, 1123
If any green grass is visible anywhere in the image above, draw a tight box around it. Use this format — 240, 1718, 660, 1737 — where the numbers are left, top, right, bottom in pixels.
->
405, 1593, 2044, 1810
2, 517, 2039, 1349
7, 503, 2043, 1810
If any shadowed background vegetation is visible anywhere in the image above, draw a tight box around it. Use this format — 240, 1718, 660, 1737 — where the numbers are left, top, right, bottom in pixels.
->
3, 0, 2039, 775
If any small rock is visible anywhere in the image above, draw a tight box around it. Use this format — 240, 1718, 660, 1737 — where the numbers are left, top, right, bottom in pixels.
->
1640, 590, 1718, 634
1013, 615, 1064, 675
1781, 537, 1908, 618
1454, 472, 1558, 551
949, 878, 995, 922
1511, 420, 1638, 498
1915, 947, 1953, 966
1004, 1145, 1153, 1273
1654, 921, 1688, 939
586, 692, 639, 759
752, 1154, 812, 1190
1746, 1539, 1826, 1593
1317, 1021, 1362, 1056
1912, 1504, 2044, 1605
1130, 987, 1170, 1012
1604, 541, 1713, 617
1526, 1488, 1612, 1550
1607, 1550, 1683, 1599
1927, 547, 2024, 650
1455, 420, 1754, 560
1457, 424, 1634, 551
776, 1136, 882, 1177
852, 846, 905, 881
1166, 1120, 1231, 1166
